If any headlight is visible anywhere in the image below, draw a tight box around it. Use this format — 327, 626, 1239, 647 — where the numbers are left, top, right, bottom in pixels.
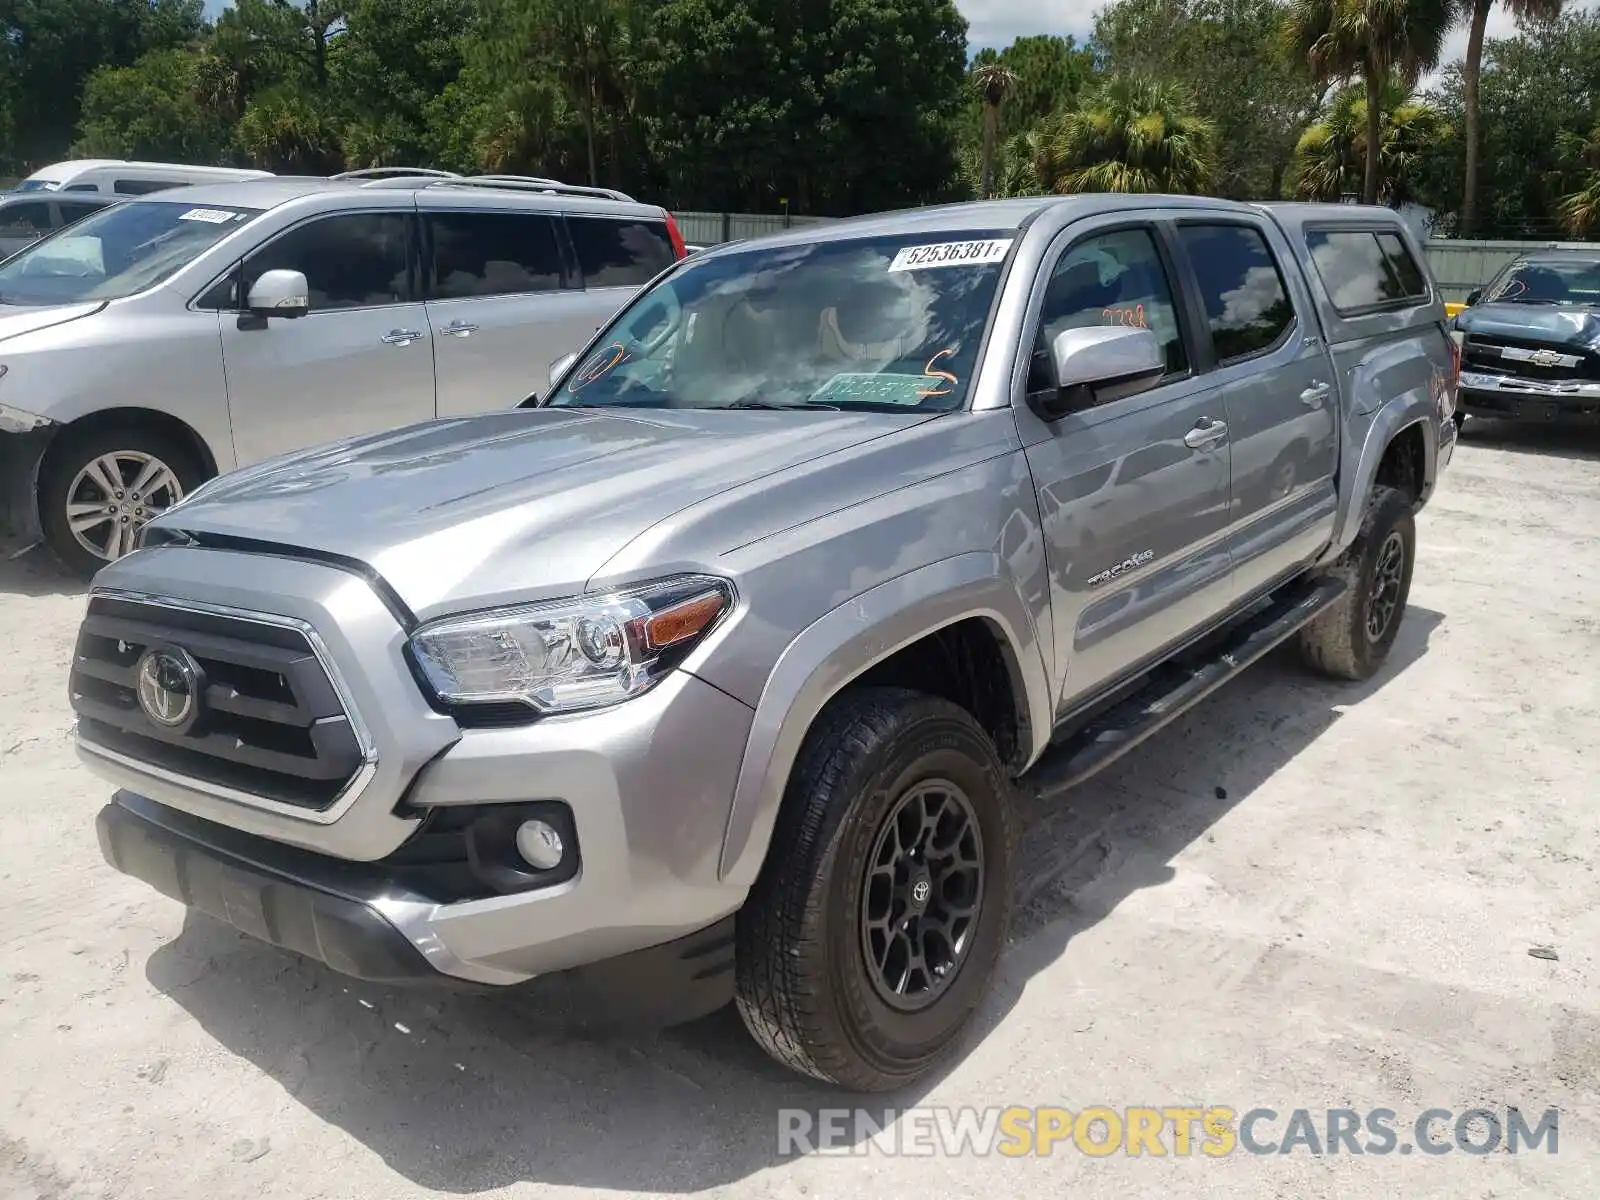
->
408, 575, 734, 716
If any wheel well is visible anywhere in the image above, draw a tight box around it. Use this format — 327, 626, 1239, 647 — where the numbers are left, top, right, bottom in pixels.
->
47, 408, 221, 480
1375, 422, 1425, 504
850, 618, 1025, 769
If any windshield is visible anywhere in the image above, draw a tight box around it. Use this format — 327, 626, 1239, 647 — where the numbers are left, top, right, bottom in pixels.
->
13, 180, 55, 192
1484, 259, 1600, 307
0, 200, 260, 306
545, 230, 1016, 412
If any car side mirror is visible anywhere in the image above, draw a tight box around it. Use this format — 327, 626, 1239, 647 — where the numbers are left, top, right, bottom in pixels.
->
550, 351, 579, 383
1466, 288, 1482, 306
246, 269, 309, 320
1030, 326, 1166, 421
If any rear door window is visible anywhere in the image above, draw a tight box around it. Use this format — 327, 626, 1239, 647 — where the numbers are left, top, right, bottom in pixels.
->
113, 179, 181, 196
567, 215, 675, 288
54, 200, 109, 227
1177, 223, 1296, 363
427, 211, 564, 299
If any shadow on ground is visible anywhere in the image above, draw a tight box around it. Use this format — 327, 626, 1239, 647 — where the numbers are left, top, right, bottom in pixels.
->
145, 607, 1444, 1194
0, 538, 85, 600
1458, 418, 1600, 462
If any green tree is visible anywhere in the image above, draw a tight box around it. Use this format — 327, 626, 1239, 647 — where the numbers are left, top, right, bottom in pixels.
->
72, 45, 234, 161
1457, 0, 1562, 235
1413, 12, 1600, 234
1049, 74, 1218, 194
1283, 0, 1456, 204
332, 0, 470, 166
971, 63, 1016, 199
1289, 79, 1449, 203
1094, 0, 1320, 198
0, 0, 204, 169
235, 84, 343, 170
1558, 123, 1600, 236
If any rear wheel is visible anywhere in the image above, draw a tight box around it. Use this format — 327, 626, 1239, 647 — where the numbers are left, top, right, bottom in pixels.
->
1298, 485, 1416, 681
734, 687, 1015, 1091
38, 426, 202, 576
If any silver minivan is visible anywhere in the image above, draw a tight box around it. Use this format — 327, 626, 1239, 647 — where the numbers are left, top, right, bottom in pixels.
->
0, 175, 686, 572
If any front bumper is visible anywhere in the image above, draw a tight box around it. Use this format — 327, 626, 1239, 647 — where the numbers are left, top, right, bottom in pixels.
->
1458, 372, 1600, 424
78, 546, 756, 991
98, 791, 738, 1025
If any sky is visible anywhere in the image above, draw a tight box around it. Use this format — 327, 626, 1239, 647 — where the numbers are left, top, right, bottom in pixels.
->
957, 0, 1532, 79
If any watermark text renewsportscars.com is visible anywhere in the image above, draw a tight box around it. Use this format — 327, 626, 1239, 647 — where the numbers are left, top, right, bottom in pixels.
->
777, 1106, 1560, 1158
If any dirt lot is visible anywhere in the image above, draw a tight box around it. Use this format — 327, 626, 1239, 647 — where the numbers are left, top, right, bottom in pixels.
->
1, 423, 1597, 1199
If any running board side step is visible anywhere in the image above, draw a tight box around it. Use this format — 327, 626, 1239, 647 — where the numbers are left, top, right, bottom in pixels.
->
1025, 575, 1348, 798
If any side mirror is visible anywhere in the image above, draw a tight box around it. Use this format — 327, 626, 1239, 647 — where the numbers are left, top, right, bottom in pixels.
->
246, 269, 309, 319
549, 351, 579, 384
1030, 326, 1165, 421
1466, 288, 1482, 307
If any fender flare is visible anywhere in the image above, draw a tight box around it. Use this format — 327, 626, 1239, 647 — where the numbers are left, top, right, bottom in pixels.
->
1320, 396, 1439, 565
715, 552, 1053, 888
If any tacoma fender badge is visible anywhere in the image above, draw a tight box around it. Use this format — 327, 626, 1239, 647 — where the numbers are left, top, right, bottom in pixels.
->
1087, 549, 1155, 588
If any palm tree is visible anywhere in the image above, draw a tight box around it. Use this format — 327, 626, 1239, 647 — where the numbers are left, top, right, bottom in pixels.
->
1283, 0, 1456, 204
1458, 0, 1563, 234
972, 63, 1018, 199
1049, 75, 1218, 195
1289, 80, 1450, 204
1558, 123, 1600, 236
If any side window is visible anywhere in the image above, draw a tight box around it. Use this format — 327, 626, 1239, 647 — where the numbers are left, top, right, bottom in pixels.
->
55, 201, 107, 226
1178, 223, 1295, 362
242, 213, 411, 311
1303, 229, 1408, 311
113, 179, 180, 196
567, 216, 676, 288
0, 201, 53, 238
1029, 226, 1187, 392
427, 211, 563, 300
1376, 231, 1427, 299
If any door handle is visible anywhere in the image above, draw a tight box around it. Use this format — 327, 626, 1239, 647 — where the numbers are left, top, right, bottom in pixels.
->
382, 329, 422, 346
1300, 381, 1332, 406
1184, 418, 1228, 450
441, 321, 479, 338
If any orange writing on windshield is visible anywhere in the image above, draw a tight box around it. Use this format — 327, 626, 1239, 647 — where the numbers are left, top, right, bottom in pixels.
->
1103, 304, 1147, 328
918, 347, 959, 399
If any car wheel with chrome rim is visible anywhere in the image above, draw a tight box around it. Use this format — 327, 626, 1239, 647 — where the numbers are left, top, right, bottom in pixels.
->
36, 426, 203, 577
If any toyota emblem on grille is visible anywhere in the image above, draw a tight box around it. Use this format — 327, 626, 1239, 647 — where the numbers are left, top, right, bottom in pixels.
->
135, 646, 201, 730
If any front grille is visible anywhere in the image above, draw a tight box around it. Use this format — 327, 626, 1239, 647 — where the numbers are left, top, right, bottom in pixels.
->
1463, 335, 1600, 383
70, 595, 366, 810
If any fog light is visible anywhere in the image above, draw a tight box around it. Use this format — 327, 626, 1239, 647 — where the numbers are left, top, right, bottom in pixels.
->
515, 819, 565, 870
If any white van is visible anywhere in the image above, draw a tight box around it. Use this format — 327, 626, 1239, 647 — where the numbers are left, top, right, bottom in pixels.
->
14, 160, 274, 196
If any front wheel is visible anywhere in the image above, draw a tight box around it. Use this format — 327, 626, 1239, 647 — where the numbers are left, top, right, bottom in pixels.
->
37, 426, 203, 577
1298, 485, 1416, 681
735, 687, 1015, 1091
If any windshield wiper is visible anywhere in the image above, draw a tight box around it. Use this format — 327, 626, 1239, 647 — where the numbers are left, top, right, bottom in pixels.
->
727, 399, 842, 411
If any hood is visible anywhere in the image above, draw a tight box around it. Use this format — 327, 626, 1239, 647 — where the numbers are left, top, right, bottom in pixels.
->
151, 406, 937, 618
1455, 302, 1600, 353
0, 301, 106, 345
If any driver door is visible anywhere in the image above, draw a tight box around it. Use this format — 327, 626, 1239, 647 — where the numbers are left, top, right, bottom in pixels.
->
1014, 219, 1236, 714
218, 209, 437, 466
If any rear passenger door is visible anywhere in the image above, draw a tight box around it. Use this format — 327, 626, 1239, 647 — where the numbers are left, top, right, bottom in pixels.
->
1172, 220, 1338, 602
422, 205, 579, 415
1016, 220, 1236, 712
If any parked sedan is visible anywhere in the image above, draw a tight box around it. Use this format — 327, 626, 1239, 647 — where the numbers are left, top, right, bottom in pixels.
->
0, 192, 119, 259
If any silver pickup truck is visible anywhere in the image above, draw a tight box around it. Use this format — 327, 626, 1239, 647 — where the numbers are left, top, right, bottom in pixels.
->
76, 196, 1457, 1092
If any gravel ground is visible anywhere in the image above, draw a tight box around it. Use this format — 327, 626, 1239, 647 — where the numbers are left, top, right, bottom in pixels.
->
1, 421, 1597, 1200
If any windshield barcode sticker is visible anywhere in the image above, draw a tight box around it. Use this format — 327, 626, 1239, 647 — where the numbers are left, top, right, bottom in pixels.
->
889, 239, 1013, 272
178, 208, 238, 224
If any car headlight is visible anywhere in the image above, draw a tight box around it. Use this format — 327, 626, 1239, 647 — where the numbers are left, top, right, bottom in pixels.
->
408, 575, 734, 716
